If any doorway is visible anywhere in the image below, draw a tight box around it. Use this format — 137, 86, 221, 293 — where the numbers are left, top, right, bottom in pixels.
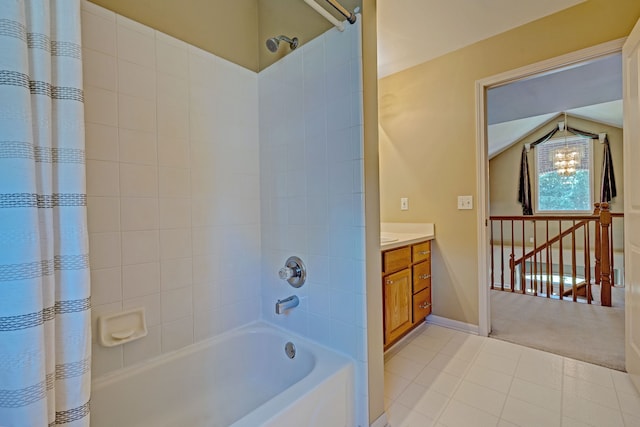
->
475, 39, 626, 369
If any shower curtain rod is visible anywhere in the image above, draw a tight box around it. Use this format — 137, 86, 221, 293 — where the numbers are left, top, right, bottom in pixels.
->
302, 0, 357, 32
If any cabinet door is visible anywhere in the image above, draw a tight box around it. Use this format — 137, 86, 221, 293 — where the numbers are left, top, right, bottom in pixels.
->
384, 269, 412, 344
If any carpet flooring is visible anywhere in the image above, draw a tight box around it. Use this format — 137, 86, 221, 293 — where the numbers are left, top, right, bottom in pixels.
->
490, 287, 625, 371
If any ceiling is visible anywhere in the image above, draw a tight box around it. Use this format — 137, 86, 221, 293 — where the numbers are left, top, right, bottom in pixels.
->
376, 0, 623, 156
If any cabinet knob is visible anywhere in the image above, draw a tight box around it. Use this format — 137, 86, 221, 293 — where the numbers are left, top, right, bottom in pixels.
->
418, 301, 432, 309
386, 279, 394, 285
419, 274, 431, 280
418, 250, 430, 256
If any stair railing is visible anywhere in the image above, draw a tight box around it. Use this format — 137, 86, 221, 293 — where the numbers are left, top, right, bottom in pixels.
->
489, 203, 622, 306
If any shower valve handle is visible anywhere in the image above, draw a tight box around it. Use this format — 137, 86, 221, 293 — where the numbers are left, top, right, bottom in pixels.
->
279, 267, 296, 280
278, 256, 306, 288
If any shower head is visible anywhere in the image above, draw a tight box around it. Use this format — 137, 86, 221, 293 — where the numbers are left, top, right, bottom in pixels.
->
266, 35, 299, 53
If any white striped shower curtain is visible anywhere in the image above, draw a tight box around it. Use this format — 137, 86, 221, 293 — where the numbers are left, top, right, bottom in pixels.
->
0, 0, 91, 426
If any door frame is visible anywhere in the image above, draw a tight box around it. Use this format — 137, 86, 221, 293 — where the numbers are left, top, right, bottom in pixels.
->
474, 38, 626, 337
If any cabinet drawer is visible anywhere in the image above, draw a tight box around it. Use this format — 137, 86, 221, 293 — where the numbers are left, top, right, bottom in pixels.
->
383, 246, 411, 273
413, 287, 432, 322
412, 241, 431, 263
413, 261, 431, 294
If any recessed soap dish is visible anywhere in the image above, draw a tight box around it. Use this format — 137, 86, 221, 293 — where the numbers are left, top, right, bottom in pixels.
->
98, 307, 147, 347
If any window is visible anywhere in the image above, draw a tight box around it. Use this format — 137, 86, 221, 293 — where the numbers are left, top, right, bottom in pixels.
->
535, 136, 592, 213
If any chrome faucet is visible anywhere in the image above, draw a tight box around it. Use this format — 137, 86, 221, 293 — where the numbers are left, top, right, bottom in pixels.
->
275, 295, 299, 314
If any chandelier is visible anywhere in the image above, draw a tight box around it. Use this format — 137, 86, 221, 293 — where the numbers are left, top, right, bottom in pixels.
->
553, 146, 581, 176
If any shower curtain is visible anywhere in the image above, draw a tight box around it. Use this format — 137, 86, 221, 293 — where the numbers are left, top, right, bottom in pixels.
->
0, 1, 91, 426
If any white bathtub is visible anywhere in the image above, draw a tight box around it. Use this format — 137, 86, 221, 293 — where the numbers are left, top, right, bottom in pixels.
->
90, 322, 355, 427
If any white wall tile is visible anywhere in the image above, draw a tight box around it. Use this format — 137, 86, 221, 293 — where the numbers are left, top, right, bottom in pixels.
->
90, 267, 122, 305
157, 102, 189, 140
119, 163, 158, 197
84, 87, 118, 126
122, 262, 160, 299
87, 196, 120, 232
123, 293, 161, 327
161, 287, 193, 323
157, 72, 189, 106
81, 10, 116, 56
161, 257, 193, 290
87, 160, 120, 196
83, 48, 117, 91
118, 94, 156, 132
119, 129, 157, 165
118, 59, 156, 100
85, 123, 118, 161
156, 39, 189, 79
121, 231, 160, 265
117, 23, 155, 68
158, 136, 190, 168
159, 198, 191, 229
162, 316, 194, 353
120, 197, 159, 231
89, 232, 121, 269
160, 228, 192, 260
159, 167, 190, 198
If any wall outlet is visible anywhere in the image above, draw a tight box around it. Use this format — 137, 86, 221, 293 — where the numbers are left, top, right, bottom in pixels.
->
457, 195, 473, 210
400, 197, 409, 211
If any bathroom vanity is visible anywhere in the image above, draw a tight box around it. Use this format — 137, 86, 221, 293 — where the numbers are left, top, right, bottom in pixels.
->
381, 223, 435, 350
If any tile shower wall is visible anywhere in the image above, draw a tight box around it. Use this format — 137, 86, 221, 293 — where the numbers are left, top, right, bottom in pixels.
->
258, 22, 368, 426
81, 1, 260, 377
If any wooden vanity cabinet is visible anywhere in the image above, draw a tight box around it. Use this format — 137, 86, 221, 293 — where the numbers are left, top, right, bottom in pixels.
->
383, 240, 432, 349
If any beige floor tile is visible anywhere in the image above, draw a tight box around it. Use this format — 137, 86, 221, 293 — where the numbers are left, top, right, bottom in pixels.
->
384, 370, 411, 400
501, 396, 561, 427
464, 363, 513, 394
438, 399, 499, 427
452, 380, 507, 417
509, 377, 562, 413
563, 393, 625, 427
563, 375, 620, 410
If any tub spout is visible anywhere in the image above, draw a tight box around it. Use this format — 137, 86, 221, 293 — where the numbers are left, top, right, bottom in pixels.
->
275, 295, 299, 314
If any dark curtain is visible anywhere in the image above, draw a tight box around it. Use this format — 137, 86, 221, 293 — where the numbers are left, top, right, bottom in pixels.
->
600, 137, 617, 202
517, 146, 533, 215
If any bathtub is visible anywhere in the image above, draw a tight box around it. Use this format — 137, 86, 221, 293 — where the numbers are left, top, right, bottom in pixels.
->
90, 322, 355, 427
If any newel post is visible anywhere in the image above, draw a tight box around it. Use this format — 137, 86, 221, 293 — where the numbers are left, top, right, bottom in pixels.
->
599, 203, 612, 307
593, 203, 601, 286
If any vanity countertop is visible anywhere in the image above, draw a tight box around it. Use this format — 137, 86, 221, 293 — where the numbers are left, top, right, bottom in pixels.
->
380, 223, 435, 251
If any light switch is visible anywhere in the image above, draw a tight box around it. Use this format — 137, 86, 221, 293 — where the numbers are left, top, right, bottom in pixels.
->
457, 195, 473, 210
400, 197, 409, 211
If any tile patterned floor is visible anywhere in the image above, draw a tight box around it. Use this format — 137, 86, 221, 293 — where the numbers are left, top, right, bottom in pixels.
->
384, 323, 640, 427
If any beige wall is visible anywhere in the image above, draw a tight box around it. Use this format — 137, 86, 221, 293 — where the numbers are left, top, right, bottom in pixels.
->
378, 0, 640, 326
88, 0, 361, 72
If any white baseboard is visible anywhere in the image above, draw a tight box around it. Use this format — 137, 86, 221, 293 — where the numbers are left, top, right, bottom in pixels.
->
426, 315, 479, 335
370, 412, 388, 427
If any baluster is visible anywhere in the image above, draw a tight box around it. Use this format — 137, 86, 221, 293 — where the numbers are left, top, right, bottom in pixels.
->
571, 220, 577, 302
585, 222, 591, 304
490, 220, 494, 290
522, 220, 526, 294
546, 220, 551, 298
609, 218, 615, 285
500, 220, 504, 291
600, 203, 612, 306
532, 220, 538, 296
594, 203, 601, 286
559, 220, 564, 299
